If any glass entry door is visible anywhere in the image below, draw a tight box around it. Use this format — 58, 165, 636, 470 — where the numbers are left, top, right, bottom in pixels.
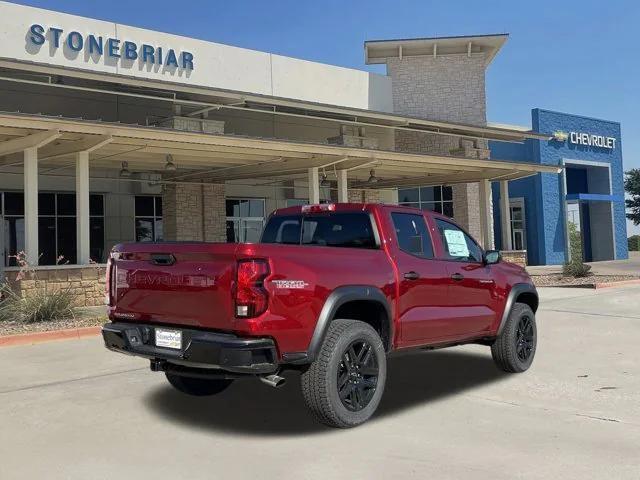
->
226, 218, 264, 243
509, 200, 527, 250
225, 198, 265, 243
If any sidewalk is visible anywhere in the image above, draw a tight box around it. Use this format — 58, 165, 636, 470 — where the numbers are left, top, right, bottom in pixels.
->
527, 251, 640, 276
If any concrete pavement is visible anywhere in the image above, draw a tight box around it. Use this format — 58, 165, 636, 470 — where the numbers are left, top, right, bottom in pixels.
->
527, 251, 640, 276
1, 286, 639, 479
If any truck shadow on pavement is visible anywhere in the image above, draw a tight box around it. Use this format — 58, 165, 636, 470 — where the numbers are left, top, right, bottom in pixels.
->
145, 348, 507, 436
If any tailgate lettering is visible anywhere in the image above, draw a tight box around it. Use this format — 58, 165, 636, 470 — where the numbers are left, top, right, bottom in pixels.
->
272, 279, 309, 289
130, 272, 216, 288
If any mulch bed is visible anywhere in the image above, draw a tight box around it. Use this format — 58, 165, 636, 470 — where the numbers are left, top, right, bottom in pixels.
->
531, 274, 640, 288
0, 315, 106, 337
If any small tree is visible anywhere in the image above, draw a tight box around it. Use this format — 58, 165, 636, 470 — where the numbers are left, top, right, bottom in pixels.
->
563, 221, 592, 277
625, 169, 640, 226
629, 235, 640, 252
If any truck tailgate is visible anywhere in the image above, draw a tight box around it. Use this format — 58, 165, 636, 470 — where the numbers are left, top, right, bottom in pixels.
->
109, 243, 238, 329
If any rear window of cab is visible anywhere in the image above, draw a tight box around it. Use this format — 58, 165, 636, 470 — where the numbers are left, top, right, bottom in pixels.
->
261, 213, 377, 249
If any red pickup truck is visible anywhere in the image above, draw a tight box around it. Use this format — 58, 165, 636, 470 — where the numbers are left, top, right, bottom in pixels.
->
103, 203, 538, 428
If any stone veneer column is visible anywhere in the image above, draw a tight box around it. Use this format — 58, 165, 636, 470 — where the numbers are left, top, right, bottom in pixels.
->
203, 184, 227, 242
387, 54, 488, 239
347, 189, 381, 203
452, 183, 482, 240
163, 182, 226, 242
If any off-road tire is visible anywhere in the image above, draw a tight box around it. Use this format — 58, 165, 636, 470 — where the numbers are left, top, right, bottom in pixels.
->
165, 373, 233, 396
491, 302, 537, 373
301, 319, 387, 428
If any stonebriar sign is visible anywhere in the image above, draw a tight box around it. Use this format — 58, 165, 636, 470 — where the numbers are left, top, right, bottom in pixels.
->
28, 24, 194, 70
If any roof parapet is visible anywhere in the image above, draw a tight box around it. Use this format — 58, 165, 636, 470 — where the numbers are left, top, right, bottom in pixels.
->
365, 33, 509, 67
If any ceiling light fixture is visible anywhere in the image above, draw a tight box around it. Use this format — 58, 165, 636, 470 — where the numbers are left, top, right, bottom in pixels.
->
320, 172, 330, 187
119, 161, 131, 178
164, 154, 177, 171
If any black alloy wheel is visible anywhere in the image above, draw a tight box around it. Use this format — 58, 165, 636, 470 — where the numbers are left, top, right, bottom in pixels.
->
515, 315, 535, 362
337, 340, 379, 411
491, 302, 537, 373
301, 319, 387, 428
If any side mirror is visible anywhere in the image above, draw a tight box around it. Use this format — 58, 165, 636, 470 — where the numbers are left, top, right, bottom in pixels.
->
484, 250, 501, 265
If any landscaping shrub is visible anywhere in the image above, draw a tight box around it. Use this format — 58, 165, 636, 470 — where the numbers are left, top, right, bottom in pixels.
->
1, 251, 77, 323
562, 221, 592, 278
628, 235, 640, 252
562, 261, 592, 278
0, 282, 75, 323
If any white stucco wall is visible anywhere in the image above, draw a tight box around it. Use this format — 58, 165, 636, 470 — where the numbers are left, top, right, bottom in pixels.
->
0, 1, 393, 112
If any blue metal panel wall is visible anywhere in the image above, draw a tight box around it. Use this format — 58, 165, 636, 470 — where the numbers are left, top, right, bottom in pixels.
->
533, 109, 627, 262
490, 109, 628, 265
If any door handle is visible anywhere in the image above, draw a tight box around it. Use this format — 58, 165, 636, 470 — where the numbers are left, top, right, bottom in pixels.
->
403, 271, 420, 280
451, 273, 464, 282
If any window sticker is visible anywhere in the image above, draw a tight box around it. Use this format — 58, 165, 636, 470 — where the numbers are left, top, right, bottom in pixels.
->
444, 229, 469, 257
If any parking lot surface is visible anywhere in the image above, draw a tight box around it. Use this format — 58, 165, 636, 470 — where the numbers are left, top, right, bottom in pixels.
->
1, 286, 639, 479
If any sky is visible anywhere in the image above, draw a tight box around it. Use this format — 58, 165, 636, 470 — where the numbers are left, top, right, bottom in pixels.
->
10, 0, 640, 234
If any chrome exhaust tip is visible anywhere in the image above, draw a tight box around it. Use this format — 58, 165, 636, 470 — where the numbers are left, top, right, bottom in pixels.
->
259, 373, 286, 388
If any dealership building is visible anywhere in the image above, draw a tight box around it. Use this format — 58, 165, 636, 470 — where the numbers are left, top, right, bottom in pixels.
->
0, 2, 627, 305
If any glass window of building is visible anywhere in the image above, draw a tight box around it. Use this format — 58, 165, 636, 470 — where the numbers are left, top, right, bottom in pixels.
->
226, 198, 265, 243
509, 199, 527, 251
135, 196, 163, 242
398, 186, 453, 217
2, 192, 105, 266
1, 192, 25, 267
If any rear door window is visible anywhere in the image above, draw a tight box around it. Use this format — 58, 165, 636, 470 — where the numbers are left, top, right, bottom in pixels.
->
391, 212, 434, 258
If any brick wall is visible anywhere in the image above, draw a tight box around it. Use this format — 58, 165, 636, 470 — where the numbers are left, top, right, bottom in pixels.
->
452, 183, 482, 241
387, 55, 486, 125
387, 53, 489, 238
163, 182, 226, 242
501, 250, 527, 268
6, 266, 106, 307
203, 184, 227, 242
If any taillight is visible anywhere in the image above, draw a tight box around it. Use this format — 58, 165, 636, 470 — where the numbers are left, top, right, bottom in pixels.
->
105, 252, 119, 306
235, 259, 270, 318
105, 256, 113, 306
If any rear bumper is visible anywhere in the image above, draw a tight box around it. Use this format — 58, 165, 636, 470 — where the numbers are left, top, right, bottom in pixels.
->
102, 322, 278, 374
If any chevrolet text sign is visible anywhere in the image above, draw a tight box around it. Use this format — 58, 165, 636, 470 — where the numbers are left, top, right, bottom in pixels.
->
569, 132, 616, 149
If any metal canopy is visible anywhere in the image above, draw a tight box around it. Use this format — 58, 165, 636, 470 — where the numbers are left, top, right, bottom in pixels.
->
0, 59, 548, 144
365, 34, 509, 66
0, 112, 561, 188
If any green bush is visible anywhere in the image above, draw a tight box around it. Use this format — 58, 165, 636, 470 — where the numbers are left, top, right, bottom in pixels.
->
562, 261, 592, 277
0, 283, 75, 323
628, 235, 640, 252
563, 221, 592, 278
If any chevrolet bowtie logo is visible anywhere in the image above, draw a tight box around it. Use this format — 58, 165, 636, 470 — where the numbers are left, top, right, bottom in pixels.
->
552, 130, 568, 142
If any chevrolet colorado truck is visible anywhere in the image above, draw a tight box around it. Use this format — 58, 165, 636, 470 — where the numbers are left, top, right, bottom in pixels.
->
102, 203, 538, 428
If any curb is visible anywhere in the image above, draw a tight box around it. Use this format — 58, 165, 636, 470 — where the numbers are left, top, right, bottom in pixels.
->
537, 279, 640, 289
592, 279, 640, 289
0, 326, 102, 347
